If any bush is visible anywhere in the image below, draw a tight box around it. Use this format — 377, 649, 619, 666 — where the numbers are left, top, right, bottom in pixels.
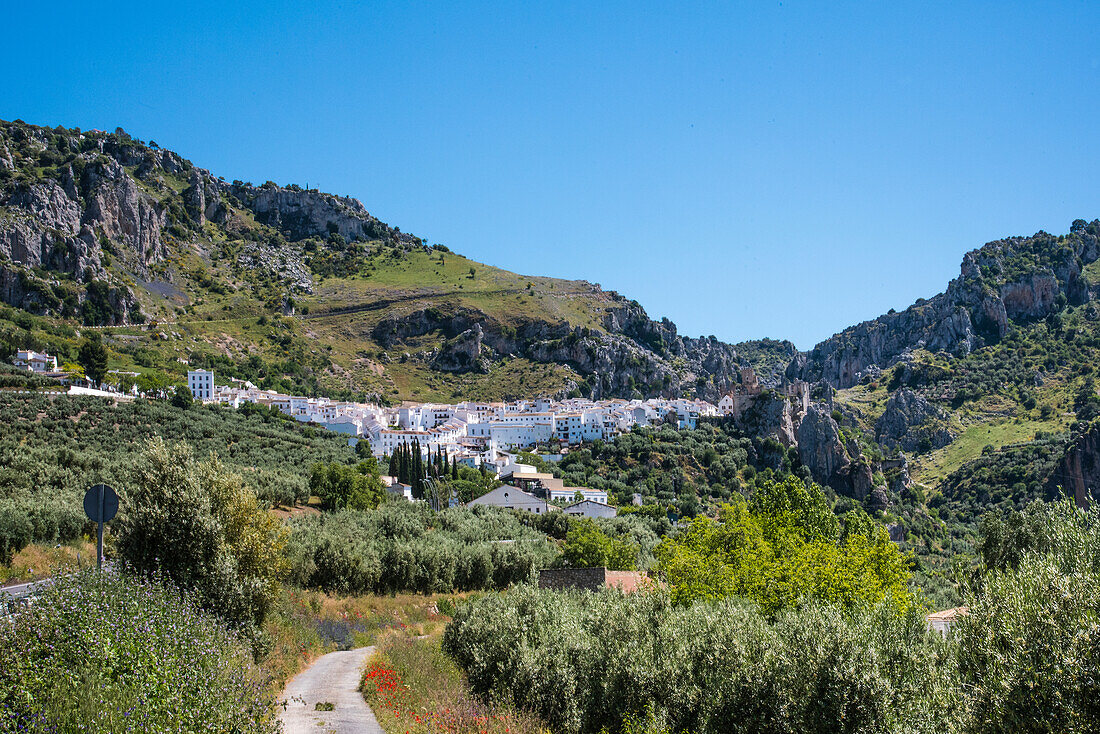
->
115, 438, 289, 632
310, 460, 384, 511
285, 503, 558, 595
956, 554, 1100, 733
0, 569, 277, 732
562, 518, 638, 570
443, 587, 956, 734
0, 504, 33, 565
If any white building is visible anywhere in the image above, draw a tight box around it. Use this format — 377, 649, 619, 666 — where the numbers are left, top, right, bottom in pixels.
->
13, 350, 58, 373
469, 485, 551, 514
564, 500, 619, 519
187, 369, 214, 400
548, 486, 609, 505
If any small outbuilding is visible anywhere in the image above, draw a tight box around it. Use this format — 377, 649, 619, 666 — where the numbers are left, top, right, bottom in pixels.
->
564, 499, 618, 519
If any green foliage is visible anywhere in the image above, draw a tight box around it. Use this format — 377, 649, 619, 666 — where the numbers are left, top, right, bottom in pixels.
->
562, 518, 638, 570
310, 460, 385, 511
0, 393, 351, 525
656, 477, 914, 612
938, 432, 1069, 526
443, 587, 956, 734
170, 385, 194, 409
0, 569, 277, 733
977, 498, 1100, 576
0, 504, 33, 565
552, 423, 759, 512
115, 438, 289, 632
956, 555, 1100, 733
77, 333, 108, 385
285, 502, 558, 595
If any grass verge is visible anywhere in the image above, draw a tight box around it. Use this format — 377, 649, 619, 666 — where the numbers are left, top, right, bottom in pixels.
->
361, 631, 546, 734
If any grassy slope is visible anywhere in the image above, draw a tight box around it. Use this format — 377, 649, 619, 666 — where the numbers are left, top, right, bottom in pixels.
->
68, 205, 616, 400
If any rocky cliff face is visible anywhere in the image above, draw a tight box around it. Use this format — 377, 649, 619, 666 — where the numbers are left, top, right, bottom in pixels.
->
875, 388, 954, 453
601, 299, 742, 400
790, 222, 1100, 388
222, 182, 420, 247
1046, 424, 1100, 508
0, 120, 420, 324
373, 305, 687, 398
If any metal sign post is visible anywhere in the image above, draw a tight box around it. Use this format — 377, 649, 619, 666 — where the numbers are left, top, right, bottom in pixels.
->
83, 484, 119, 570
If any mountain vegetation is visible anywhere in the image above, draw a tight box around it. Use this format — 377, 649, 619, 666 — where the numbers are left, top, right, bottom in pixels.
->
0, 118, 761, 403
6, 115, 1100, 732
444, 499, 1100, 734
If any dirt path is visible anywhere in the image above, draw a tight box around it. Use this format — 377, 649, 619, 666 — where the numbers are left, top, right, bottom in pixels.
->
278, 646, 383, 734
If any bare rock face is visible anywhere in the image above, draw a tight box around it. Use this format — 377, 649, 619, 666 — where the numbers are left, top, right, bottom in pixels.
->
797, 405, 850, 485
790, 222, 1100, 388
225, 183, 419, 246
875, 388, 954, 453
432, 324, 489, 373
183, 169, 227, 226
602, 301, 744, 400
81, 157, 167, 270
1046, 425, 1100, 508
739, 390, 799, 447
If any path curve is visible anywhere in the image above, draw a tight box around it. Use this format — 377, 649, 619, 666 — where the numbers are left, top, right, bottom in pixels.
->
278, 646, 383, 734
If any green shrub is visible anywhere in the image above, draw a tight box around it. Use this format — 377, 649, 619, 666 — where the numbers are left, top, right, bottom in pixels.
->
0, 569, 277, 732
956, 554, 1100, 733
562, 518, 638, 570
443, 587, 956, 734
115, 438, 289, 633
0, 504, 33, 565
286, 502, 558, 595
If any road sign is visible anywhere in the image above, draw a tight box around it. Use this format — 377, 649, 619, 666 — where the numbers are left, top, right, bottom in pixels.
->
83, 484, 119, 523
83, 484, 119, 570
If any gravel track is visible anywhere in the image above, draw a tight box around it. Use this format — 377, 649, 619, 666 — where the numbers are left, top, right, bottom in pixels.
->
278, 646, 383, 734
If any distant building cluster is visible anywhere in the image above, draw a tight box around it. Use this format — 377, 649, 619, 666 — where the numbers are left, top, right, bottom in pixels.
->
187, 368, 718, 461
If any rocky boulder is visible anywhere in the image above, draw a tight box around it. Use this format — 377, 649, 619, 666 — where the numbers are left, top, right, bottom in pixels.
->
875, 389, 954, 452
797, 405, 850, 486
432, 324, 489, 373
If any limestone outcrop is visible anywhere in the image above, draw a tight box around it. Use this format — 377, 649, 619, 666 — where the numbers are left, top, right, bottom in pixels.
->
789, 222, 1100, 388
875, 388, 954, 453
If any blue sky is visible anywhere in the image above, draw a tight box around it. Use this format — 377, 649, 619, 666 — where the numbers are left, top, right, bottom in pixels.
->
3, 1, 1098, 348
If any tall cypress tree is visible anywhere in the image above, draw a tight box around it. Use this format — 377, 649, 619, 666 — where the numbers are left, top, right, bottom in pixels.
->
451, 456, 459, 481
412, 440, 424, 499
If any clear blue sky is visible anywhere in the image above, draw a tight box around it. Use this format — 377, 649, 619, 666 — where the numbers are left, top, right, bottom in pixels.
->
3, 1, 1098, 348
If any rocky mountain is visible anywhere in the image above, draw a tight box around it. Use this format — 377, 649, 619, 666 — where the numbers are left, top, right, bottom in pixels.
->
0, 119, 752, 402
788, 223, 1100, 388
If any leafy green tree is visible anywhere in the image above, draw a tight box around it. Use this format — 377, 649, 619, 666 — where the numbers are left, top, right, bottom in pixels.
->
562, 518, 638, 570
77, 333, 108, 385
310, 461, 385, 511
957, 554, 1100, 733
170, 385, 194, 409
115, 438, 289, 631
656, 478, 913, 612
0, 505, 33, 565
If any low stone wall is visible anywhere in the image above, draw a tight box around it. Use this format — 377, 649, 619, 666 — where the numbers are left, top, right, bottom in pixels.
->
538, 567, 607, 592
538, 567, 648, 593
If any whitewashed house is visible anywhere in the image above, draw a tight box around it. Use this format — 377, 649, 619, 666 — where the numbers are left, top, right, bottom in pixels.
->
469, 485, 551, 514
14, 350, 58, 373
187, 369, 214, 400
548, 486, 609, 505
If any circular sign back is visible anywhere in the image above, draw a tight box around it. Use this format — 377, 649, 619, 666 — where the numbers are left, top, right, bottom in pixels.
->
83, 484, 119, 523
